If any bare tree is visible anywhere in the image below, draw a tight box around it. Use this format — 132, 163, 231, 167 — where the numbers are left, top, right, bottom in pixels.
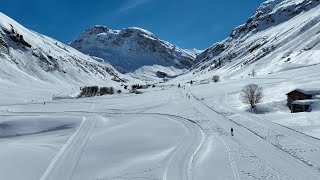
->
212, 75, 220, 82
241, 84, 263, 109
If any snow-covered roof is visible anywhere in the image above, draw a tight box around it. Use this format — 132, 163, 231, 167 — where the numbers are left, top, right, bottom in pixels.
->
292, 99, 319, 105
287, 89, 320, 96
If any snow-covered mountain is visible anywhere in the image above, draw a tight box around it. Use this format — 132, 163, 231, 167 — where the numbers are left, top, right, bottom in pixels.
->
0, 13, 133, 103
127, 65, 186, 82
70, 26, 196, 73
185, 48, 203, 56
191, 0, 320, 79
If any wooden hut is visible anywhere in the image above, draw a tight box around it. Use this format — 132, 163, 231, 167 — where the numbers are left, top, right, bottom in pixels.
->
286, 89, 320, 113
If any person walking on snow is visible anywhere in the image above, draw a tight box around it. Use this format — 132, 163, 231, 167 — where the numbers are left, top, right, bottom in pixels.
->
231, 128, 234, 136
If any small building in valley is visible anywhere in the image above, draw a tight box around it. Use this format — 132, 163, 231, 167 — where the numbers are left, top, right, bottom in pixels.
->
286, 89, 320, 113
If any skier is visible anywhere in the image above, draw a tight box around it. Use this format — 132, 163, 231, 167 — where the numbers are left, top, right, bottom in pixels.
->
178, 83, 181, 88
231, 128, 234, 136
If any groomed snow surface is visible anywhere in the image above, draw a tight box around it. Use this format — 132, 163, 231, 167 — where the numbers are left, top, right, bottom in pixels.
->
2, 63, 320, 180
2, 0, 320, 178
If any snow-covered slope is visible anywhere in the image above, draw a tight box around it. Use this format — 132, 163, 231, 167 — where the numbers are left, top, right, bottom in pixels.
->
70, 26, 196, 73
191, 0, 320, 79
185, 48, 203, 56
128, 65, 186, 82
0, 13, 132, 103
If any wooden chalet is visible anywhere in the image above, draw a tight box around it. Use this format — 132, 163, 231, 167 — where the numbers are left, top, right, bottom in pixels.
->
286, 89, 320, 113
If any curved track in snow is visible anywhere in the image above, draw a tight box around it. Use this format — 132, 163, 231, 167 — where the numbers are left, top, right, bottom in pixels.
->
161, 116, 204, 180
4, 85, 320, 180
91, 113, 205, 180
35, 103, 204, 180
39, 116, 97, 180
187, 87, 320, 180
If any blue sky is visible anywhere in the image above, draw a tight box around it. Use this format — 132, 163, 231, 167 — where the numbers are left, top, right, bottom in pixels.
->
0, 0, 265, 49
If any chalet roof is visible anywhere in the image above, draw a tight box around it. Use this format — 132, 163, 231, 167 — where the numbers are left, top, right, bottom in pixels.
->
286, 88, 320, 96
292, 99, 319, 105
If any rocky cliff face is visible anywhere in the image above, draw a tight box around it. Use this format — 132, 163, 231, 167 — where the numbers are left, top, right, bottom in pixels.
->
70, 26, 196, 73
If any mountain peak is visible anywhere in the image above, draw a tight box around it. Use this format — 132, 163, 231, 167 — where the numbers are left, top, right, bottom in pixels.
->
71, 26, 195, 73
84, 25, 110, 35
227, 0, 319, 40
123, 27, 154, 35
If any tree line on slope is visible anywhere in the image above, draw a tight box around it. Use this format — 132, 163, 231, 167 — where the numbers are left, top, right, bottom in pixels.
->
78, 86, 119, 98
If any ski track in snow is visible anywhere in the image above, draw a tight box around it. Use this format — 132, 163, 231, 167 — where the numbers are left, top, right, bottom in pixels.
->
184, 89, 241, 180
187, 86, 320, 180
32, 98, 205, 180
40, 106, 97, 180
3, 85, 320, 180
98, 113, 205, 180
161, 116, 204, 180
218, 90, 320, 172
220, 136, 241, 180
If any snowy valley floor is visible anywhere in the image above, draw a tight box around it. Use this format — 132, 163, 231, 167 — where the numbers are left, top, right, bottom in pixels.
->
2, 66, 320, 180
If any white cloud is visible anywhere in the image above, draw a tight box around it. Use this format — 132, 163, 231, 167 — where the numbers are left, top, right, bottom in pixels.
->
117, 0, 151, 13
